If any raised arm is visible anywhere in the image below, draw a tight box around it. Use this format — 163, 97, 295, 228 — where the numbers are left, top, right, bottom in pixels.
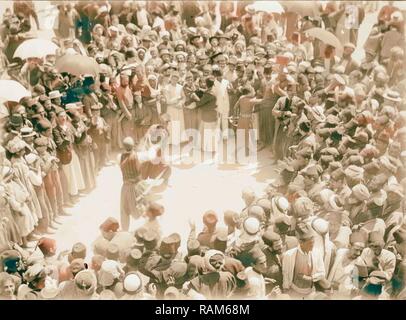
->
195, 92, 216, 109
232, 97, 241, 117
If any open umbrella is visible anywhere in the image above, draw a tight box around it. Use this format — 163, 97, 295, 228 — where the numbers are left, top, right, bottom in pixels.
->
282, 1, 319, 17
0, 80, 31, 103
252, 1, 284, 14
55, 54, 100, 76
304, 27, 343, 51
13, 38, 59, 60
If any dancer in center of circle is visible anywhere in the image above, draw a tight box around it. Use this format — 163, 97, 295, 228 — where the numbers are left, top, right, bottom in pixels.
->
119, 137, 149, 231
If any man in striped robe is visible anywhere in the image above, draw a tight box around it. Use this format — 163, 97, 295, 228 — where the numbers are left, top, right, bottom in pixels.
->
119, 137, 148, 231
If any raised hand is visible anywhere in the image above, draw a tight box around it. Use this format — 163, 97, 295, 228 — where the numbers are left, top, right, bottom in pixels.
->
188, 219, 196, 231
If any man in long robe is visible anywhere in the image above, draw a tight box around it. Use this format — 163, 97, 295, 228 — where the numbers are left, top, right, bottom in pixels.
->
119, 137, 148, 231
328, 231, 366, 298
282, 223, 326, 299
116, 74, 135, 146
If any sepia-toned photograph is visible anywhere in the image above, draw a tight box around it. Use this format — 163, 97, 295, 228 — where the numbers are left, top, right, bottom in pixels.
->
0, 0, 405, 302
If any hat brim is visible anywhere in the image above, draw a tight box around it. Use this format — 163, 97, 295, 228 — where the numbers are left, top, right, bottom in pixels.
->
175, 52, 187, 57
240, 232, 260, 243
40, 288, 59, 299
210, 52, 224, 61
189, 36, 202, 43
383, 95, 401, 102
21, 133, 36, 138
98, 272, 115, 287
160, 52, 172, 57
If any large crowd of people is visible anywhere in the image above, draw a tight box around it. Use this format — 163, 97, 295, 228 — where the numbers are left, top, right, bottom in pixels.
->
0, 0, 406, 300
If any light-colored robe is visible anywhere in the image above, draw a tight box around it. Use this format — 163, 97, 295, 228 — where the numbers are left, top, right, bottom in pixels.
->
282, 246, 326, 292
359, 248, 396, 281
213, 79, 231, 133
327, 248, 360, 298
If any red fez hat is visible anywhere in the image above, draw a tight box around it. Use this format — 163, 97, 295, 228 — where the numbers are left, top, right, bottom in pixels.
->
203, 210, 218, 226
99, 217, 120, 233
146, 202, 164, 217
37, 237, 56, 255
377, 131, 390, 144
160, 237, 177, 255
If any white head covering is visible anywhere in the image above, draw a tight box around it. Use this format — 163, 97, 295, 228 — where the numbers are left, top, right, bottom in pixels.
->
319, 189, 334, 204
123, 273, 142, 293
312, 218, 329, 236
123, 136, 135, 147
204, 250, 225, 272
272, 196, 289, 215
243, 217, 261, 235
159, 30, 170, 38
98, 260, 124, 287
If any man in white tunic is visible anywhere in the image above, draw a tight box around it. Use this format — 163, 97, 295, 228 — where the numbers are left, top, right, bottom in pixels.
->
282, 223, 326, 299
328, 231, 366, 298
212, 66, 231, 140
162, 73, 186, 145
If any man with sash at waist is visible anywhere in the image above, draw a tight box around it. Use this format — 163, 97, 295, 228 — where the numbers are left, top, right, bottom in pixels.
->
282, 222, 327, 299
116, 73, 135, 146
119, 137, 149, 231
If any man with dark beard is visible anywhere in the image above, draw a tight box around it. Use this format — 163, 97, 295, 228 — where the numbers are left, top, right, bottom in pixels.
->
184, 249, 236, 299
327, 231, 367, 298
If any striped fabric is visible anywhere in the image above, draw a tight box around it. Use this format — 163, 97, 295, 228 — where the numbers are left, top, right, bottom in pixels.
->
120, 152, 148, 220
292, 250, 313, 291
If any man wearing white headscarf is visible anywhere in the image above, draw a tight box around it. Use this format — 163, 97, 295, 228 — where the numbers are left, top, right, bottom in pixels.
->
311, 217, 337, 275
184, 250, 236, 299
120, 272, 155, 300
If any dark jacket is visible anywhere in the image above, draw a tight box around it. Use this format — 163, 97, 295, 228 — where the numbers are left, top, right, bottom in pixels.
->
53, 123, 74, 152
196, 91, 217, 123
262, 248, 283, 293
